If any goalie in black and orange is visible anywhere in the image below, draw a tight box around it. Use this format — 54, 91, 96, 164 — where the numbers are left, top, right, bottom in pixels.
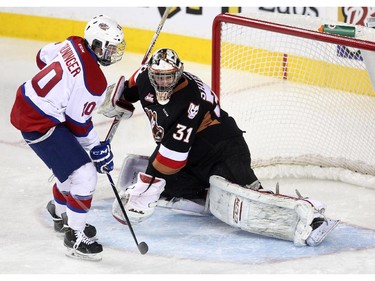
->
99, 48, 339, 247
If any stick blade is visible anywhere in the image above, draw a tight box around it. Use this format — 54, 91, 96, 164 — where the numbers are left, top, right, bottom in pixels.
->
138, 242, 149, 255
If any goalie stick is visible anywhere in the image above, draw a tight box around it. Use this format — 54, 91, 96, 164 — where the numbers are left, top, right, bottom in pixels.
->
103, 7, 172, 255
104, 7, 172, 143
141, 7, 172, 64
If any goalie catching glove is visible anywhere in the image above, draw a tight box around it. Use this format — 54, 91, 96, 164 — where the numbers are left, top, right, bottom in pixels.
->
97, 76, 135, 119
112, 172, 166, 224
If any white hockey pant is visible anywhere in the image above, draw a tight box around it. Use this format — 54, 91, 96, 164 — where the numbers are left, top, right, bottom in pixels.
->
55, 162, 97, 231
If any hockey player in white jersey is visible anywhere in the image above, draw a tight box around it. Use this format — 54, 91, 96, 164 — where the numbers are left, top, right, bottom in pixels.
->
10, 15, 126, 261
101, 48, 339, 247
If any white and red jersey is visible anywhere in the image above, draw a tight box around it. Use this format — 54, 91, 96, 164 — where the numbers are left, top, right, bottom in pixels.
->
11, 36, 107, 150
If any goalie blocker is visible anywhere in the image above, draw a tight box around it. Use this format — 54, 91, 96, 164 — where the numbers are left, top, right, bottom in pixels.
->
112, 154, 210, 223
209, 176, 339, 246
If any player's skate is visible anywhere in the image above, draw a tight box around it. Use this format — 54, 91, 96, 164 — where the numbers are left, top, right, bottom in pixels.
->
64, 227, 103, 261
46, 200, 65, 232
306, 217, 340, 246
46, 200, 97, 238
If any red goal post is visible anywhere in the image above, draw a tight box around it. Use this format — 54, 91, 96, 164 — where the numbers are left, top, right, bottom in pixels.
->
211, 12, 375, 188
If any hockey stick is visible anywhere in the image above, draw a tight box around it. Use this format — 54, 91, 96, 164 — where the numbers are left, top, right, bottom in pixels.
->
105, 115, 147, 254
105, 172, 148, 255
104, 7, 172, 142
141, 7, 172, 64
103, 7, 172, 255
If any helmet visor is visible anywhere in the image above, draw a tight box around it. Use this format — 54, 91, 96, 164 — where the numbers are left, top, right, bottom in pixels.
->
100, 40, 126, 66
150, 71, 177, 92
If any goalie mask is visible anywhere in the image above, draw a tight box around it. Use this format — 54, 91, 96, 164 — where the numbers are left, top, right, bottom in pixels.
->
84, 15, 126, 66
148, 48, 184, 105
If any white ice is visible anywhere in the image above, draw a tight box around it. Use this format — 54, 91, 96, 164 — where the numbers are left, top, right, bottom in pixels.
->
1, 37, 375, 277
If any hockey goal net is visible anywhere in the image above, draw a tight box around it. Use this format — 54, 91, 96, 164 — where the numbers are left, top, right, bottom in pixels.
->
212, 13, 375, 188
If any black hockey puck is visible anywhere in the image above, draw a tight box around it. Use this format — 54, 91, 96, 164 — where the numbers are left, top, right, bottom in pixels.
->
138, 242, 148, 255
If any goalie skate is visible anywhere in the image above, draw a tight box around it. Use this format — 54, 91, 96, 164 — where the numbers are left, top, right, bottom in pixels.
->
306, 218, 340, 246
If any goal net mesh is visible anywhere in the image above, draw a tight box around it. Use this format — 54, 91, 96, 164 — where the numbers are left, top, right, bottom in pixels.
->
212, 13, 375, 188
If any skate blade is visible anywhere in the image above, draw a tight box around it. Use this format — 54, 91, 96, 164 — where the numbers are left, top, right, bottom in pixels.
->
306, 219, 340, 246
65, 248, 102, 262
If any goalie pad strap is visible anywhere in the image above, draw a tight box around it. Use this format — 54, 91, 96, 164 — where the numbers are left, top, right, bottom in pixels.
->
157, 196, 211, 216
209, 176, 315, 246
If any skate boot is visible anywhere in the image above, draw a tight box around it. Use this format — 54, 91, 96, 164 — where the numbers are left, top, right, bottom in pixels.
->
46, 200, 65, 232
64, 227, 103, 261
306, 217, 340, 246
60, 212, 97, 238
46, 200, 97, 238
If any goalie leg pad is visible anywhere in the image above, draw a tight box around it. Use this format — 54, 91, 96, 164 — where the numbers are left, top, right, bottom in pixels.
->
112, 172, 165, 224
117, 154, 149, 190
209, 176, 322, 246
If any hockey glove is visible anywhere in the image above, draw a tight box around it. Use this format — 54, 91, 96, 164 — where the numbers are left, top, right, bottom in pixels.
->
115, 96, 135, 119
112, 172, 165, 224
90, 140, 114, 173
97, 76, 135, 119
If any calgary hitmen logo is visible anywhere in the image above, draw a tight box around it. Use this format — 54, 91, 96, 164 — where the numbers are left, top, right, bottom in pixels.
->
145, 108, 164, 143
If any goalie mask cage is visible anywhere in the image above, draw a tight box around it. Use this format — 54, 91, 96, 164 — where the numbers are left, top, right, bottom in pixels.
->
212, 13, 375, 188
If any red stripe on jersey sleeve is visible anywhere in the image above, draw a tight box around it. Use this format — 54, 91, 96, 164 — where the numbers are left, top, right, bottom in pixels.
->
128, 68, 142, 87
65, 115, 93, 137
36, 49, 46, 70
155, 152, 187, 170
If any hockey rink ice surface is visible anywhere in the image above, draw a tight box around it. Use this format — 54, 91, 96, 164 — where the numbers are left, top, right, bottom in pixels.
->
1, 37, 375, 275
